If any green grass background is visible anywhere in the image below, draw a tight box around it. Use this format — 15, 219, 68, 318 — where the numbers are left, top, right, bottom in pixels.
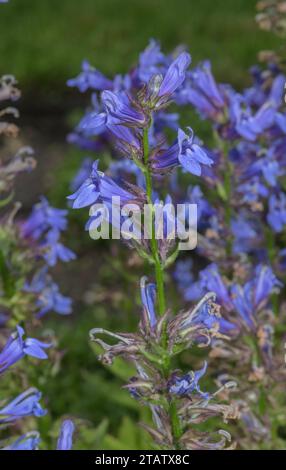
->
0, 0, 280, 91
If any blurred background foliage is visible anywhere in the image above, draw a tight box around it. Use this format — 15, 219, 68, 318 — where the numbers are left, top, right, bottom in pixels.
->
0, 0, 281, 449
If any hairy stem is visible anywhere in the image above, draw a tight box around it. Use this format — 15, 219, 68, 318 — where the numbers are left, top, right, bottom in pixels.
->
142, 127, 182, 449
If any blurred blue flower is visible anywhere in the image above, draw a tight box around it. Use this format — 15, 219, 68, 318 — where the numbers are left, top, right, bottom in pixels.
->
3, 432, 40, 451
57, 420, 75, 450
170, 361, 209, 399
25, 268, 72, 317
102, 90, 146, 127
140, 277, 157, 328
153, 127, 212, 176
67, 60, 113, 92
68, 160, 141, 210
70, 157, 93, 192
0, 326, 51, 374
22, 197, 68, 240
267, 192, 286, 232
180, 61, 226, 121
0, 388, 46, 423
156, 52, 191, 101
43, 229, 76, 267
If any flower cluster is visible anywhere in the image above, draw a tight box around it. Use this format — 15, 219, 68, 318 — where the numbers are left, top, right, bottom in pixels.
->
68, 43, 240, 449
68, 11, 286, 446
0, 73, 75, 450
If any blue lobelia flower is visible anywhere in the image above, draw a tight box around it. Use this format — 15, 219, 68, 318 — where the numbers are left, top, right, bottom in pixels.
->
42, 229, 76, 267
3, 432, 40, 450
231, 283, 256, 330
229, 93, 276, 141
67, 160, 101, 209
0, 388, 46, 423
169, 361, 210, 399
231, 265, 281, 330
253, 264, 282, 308
267, 192, 286, 232
70, 157, 94, 192
78, 96, 141, 153
152, 127, 213, 176
178, 128, 213, 176
22, 197, 68, 240
140, 277, 157, 328
25, 267, 72, 317
0, 326, 51, 374
137, 39, 167, 83
180, 61, 226, 121
237, 177, 269, 204
182, 293, 236, 334
157, 52, 191, 98
247, 150, 283, 188
57, 420, 75, 450
67, 60, 113, 92
198, 264, 233, 312
102, 90, 146, 127
68, 160, 142, 210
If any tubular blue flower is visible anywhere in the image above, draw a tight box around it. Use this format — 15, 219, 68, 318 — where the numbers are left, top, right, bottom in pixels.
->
180, 61, 226, 120
137, 39, 167, 83
157, 52, 191, 100
25, 268, 72, 317
152, 128, 213, 176
177, 128, 213, 176
199, 264, 233, 312
68, 160, 143, 210
0, 326, 51, 374
169, 361, 209, 399
230, 94, 276, 141
102, 90, 146, 127
231, 265, 281, 330
67, 160, 101, 209
231, 283, 256, 330
67, 60, 113, 92
78, 96, 141, 153
22, 197, 68, 240
42, 229, 76, 267
3, 432, 40, 451
253, 264, 282, 308
181, 293, 236, 334
78, 111, 107, 137
0, 388, 46, 423
140, 277, 157, 328
57, 420, 75, 450
70, 157, 93, 192
267, 192, 286, 232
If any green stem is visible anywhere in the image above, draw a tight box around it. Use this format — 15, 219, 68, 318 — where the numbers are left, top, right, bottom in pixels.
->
142, 127, 182, 448
143, 128, 166, 316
